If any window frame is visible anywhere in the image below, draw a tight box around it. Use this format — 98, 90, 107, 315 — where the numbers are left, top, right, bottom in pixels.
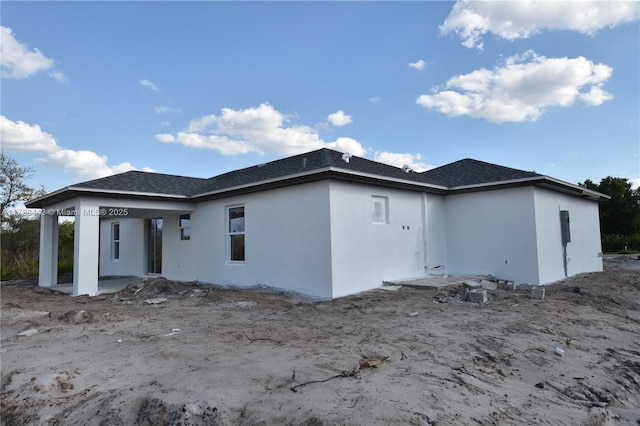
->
227, 205, 245, 263
178, 213, 191, 241
111, 222, 120, 261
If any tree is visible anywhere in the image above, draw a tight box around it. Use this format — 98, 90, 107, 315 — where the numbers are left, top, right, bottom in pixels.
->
0, 153, 43, 224
580, 177, 640, 236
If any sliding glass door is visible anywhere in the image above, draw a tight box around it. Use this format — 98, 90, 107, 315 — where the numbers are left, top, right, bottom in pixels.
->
147, 218, 162, 274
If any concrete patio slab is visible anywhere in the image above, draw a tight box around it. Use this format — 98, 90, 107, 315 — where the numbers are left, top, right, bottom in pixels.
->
383, 275, 487, 290
52, 276, 140, 295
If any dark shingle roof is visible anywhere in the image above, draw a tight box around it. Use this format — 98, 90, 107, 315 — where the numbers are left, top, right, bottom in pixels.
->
194, 148, 443, 195
32, 148, 590, 208
55, 149, 545, 197
420, 158, 541, 188
73, 170, 208, 196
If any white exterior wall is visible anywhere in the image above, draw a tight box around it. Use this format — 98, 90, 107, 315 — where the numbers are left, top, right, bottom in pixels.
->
445, 187, 540, 284
158, 211, 197, 282
328, 181, 429, 297
99, 218, 146, 277
533, 187, 603, 283
191, 181, 334, 298
92, 180, 604, 298
423, 194, 448, 275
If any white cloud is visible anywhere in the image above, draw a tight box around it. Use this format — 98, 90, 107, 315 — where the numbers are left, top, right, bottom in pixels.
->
327, 110, 353, 126
140, 79, 159, 91
326, 137, 365, 156
0, 26, 62, 80
156, 103, 366, 157
48, 70, 67, 82
630, 178, 640, 190
373, 151, 433, 173
416, 51, 613, 123
369, 97, 380, 104
441, 0, 640, 49
1, 115, 153, 180
154, 106, 180, 114
39, 149, 153, 181
0, 116, 59, 152
155, 133, 175, 143
408, 59, 426, 70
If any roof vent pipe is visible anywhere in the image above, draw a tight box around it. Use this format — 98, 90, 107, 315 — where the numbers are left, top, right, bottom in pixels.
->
402, 164, 412, 173
342, 153, 352, 163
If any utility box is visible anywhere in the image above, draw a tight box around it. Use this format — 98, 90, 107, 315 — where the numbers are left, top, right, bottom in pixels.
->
560, 210, 571, 244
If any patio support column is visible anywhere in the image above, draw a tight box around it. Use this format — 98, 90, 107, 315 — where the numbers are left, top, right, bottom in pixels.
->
38, 212, 58, 288
73, 199, 99, 296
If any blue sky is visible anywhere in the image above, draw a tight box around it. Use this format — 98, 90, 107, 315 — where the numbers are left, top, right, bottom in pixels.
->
2, 1, 639, 193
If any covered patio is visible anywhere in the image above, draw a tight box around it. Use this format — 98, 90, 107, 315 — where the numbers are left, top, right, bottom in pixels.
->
32, 196, 193, 296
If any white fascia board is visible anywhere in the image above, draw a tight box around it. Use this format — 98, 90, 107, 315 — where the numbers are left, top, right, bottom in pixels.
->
25, 186, 191, 209
538, 176, 610, 199
65, 186, 191, 199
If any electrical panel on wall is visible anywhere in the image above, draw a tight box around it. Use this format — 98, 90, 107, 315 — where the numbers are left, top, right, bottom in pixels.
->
560, 210, 571, 244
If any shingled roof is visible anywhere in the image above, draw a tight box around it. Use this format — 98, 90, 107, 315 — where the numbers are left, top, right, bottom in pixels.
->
193, 148, 444, 196
72, 170, 208, 196
420, 158, 541, 188
26, 148, 606, 208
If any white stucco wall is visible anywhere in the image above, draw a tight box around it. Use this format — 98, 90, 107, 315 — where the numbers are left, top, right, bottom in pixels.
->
190, 181, 334, 298
99, 218, 146, 277
92, 180, 604, 298
158, 212, 197, 281
444, 187, 540, 284
533, 187, 603, 283
423, 194, 448, 275
328, 181, 430, 297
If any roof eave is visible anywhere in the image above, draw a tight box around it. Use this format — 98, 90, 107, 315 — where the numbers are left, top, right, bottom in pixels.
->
449, 175, 610, 201
25, 186, 191, 208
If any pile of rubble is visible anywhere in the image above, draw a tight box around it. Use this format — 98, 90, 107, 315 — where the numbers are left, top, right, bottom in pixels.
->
461, 277, 546, 303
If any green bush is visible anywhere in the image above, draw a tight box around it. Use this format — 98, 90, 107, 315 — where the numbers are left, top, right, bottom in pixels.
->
1, 218, 75, 281
601, 233, 640, 253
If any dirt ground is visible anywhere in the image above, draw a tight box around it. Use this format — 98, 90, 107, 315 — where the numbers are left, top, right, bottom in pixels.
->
2, 257, 639, 426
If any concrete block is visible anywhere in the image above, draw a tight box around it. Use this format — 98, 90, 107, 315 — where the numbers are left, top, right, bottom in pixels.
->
496, 279, 516, 290
518, 283, 537, 291
464, 280, 481, 288
531, 287, 545, 300
481, 280, 498, 290
468, 289, 487, 303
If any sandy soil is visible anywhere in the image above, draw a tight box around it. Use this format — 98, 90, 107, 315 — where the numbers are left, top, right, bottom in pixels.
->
2, 256, 639, 425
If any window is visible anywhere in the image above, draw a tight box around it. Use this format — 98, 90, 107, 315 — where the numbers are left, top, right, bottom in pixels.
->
372, 196, 389, 224
179, 214, 191, 240
228, 206, 245, 262
111, 222, 120, 260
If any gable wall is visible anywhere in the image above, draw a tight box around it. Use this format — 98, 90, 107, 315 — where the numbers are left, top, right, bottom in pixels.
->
533, 187, 603, 283
444, 187, 540, 283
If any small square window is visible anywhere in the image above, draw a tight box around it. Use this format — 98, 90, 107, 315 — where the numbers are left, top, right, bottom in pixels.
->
179, 214, 190, 240
372, 196, 389, 224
